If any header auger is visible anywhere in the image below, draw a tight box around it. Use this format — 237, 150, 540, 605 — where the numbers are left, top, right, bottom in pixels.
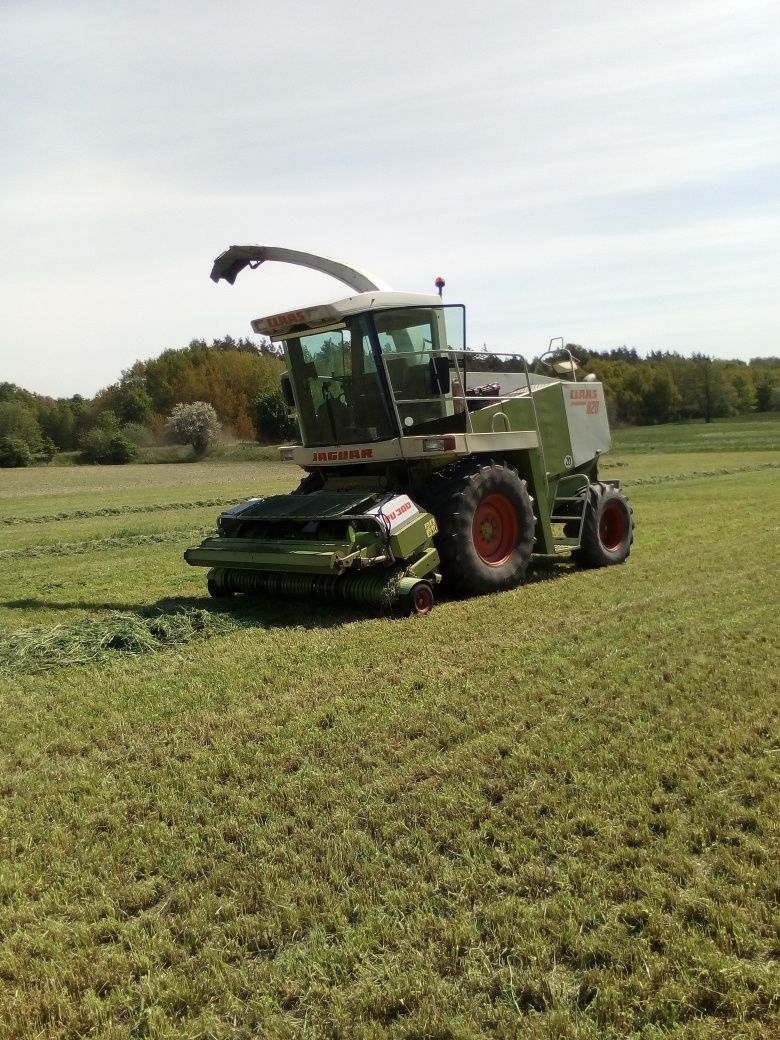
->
184, 245, 634, 613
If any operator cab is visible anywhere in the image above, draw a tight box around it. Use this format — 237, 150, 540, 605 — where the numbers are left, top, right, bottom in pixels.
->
253, 293, 466, 448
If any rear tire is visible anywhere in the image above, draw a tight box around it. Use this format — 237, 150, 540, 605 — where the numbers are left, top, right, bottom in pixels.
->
573, 483, 633, 567
426, 460, 536, 596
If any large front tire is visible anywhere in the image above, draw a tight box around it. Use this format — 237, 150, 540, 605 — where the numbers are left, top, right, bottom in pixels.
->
573, 483, 633, 567
428, 460, 536, 596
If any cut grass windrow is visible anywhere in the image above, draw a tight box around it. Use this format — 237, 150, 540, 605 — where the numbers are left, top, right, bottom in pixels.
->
0, 528, 211, 560
0, 608, 244, 674
1, 497, 239, 526
619, 460, 780, 486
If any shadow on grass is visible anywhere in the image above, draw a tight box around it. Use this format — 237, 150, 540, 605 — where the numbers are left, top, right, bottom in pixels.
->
1, 593, 372, 630
3, 556, 579, 628
526, 556, 579, 585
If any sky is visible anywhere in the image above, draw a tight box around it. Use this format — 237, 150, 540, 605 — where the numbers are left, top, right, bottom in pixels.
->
1, 0, 779, 399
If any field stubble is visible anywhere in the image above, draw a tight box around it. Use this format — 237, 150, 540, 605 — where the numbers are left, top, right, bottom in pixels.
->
0, 417, 778, 1038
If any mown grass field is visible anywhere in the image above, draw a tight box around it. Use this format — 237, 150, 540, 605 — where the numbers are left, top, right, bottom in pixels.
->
1, 417, 778, 1039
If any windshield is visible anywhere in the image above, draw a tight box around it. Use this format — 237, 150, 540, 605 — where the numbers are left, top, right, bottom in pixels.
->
283, 317, 396, 446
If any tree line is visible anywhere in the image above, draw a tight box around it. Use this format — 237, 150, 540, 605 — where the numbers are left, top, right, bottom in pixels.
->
482, 347, 779, 425
0, 336, 291, 465
579, 348, 779, 425
1, 338, 778, 466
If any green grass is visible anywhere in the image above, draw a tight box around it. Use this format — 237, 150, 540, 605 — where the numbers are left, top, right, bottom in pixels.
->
0, 415, 778, 1038
611, 413, 780, 454
47, 443, 286, 467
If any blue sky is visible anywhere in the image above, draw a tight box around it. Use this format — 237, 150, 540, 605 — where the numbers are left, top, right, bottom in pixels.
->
1, 0, 779, 397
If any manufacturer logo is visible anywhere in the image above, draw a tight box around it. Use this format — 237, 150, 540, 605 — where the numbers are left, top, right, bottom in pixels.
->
569, 388, 600, 414
312, 448, 374, 462
265, 309, 309, 329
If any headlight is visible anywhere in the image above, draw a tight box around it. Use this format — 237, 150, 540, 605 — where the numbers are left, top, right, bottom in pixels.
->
279, 447, 295, 462
422, 435, 457, 453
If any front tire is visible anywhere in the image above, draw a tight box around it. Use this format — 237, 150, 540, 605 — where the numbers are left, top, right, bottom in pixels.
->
427, 460, 536, 596
292, 471, 324, 495
573, 483, 634, 567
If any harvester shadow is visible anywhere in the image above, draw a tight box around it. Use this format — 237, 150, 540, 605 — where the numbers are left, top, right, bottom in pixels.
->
525, 556, 579, 585
1, 595, 369, 630
151, 595, 370, 628
4, 558, 576, 627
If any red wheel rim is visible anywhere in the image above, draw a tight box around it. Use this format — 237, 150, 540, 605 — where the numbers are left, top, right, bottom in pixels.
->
599, 502, 628, 551
410, 583, 434, 615
472, 494, 518, 565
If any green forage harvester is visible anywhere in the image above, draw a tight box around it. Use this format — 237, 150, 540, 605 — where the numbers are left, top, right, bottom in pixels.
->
185, 245, 634, 614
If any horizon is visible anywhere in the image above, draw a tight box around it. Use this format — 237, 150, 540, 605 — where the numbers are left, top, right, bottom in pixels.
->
7, 337, 780, 404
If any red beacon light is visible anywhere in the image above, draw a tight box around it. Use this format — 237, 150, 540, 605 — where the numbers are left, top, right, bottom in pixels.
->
435, 276, 446, 298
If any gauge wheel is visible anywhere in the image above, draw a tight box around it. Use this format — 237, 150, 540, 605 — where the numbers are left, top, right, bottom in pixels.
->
405, 581, 435, 615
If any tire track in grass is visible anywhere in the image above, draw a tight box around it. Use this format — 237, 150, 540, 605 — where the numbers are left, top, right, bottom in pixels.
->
1, 497, 240, 526
0, 528, 212, 560
616, 461, 779, 487
4, 463, 777, 525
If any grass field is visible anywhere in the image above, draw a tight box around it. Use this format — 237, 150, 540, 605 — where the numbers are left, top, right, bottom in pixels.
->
0, 416, 778, 1039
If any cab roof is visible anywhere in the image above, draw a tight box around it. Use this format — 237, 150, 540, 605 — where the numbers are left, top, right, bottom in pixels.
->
251, 291, 443, 339
211, 243, 444, 339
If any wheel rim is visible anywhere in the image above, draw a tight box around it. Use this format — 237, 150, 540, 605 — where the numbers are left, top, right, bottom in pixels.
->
410, 583, 434, 615
599, 502, 628, 551
472, 494, 519, 565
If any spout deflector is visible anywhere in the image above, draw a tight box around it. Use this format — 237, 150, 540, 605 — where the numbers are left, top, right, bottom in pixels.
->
210, 244, 392, 293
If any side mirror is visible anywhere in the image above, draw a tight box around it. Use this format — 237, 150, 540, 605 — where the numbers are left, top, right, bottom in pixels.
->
280, 372, 295, 408
429, 356, 451, 395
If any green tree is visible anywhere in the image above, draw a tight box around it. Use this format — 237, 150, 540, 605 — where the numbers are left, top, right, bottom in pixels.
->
38, 436, 58, 462
0, 401, 42, 452
95, 409, 122, 433
254, 389, 296, 442
116, 379, 154, 425
641, 367, 681, 424
727, 368, 757, 414
754, 372, 777, 411
684, 356, 733, 422
37, 400, 76, 451
80, 430, 137, 465
0, 436, 34, 467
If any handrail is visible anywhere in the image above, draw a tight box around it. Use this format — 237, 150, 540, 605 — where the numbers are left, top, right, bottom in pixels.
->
381, 348, 554, 474
537, 338, 581, 383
